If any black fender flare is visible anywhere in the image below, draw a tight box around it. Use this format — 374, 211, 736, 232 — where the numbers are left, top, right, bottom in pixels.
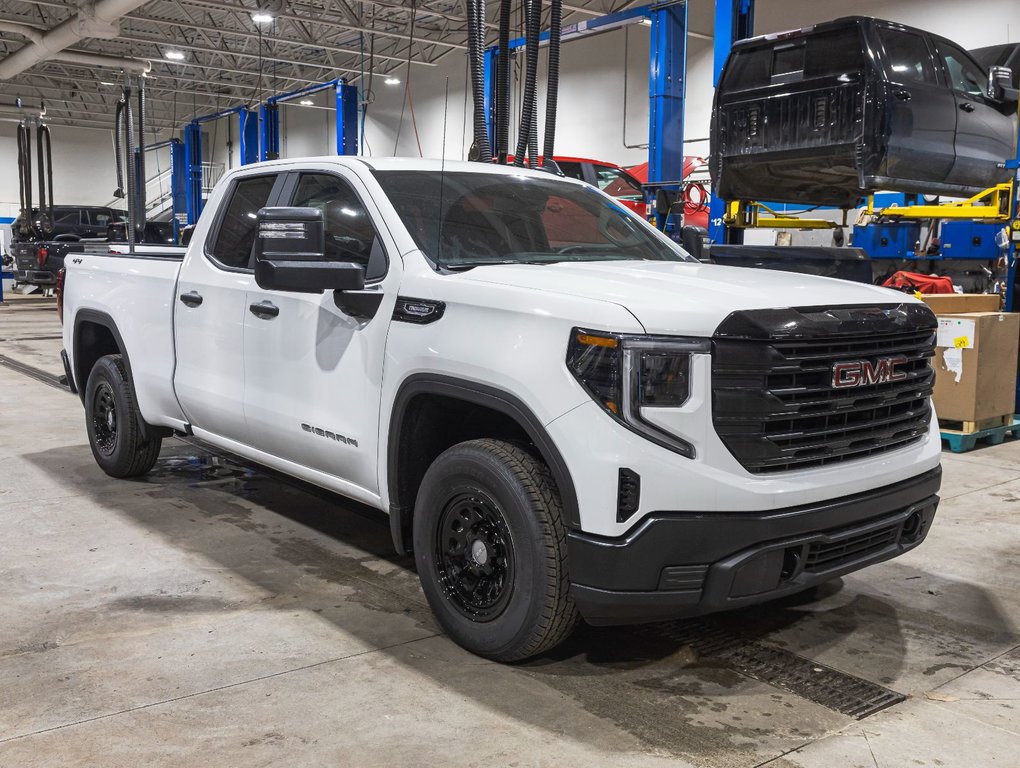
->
387, 373, 581, 554
72, 308, 168, 442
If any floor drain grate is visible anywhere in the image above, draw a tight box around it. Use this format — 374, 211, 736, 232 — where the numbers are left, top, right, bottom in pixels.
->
641, 620, 905, 719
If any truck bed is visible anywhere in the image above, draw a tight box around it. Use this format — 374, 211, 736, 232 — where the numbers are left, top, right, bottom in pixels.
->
63, 248, 188, 429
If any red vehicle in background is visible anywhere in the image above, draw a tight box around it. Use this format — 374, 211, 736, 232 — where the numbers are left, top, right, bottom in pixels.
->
509, 155, 647, 216
627, 156, 710, 230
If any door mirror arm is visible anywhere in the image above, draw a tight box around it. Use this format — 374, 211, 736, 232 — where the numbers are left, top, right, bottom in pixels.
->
987, 65, 1018, 102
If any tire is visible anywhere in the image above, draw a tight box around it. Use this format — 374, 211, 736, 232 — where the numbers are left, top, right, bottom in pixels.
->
84, 354, 161, 478
413, 439, 579, 661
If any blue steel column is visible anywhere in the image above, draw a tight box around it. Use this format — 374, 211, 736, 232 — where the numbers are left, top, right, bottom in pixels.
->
259, 104, 280, 161
184, 122, 203, 224
484, 47, 498, 154
707, 0, 754, 244
238, 109, 260, 165
647, 3, 687, 234
337, 83, 359, 155
169, 140, 187, 241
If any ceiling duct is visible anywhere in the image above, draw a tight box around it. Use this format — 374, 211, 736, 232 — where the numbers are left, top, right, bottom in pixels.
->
0, 0, 151, 80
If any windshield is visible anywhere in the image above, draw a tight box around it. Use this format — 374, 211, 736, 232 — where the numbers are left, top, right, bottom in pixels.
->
373, 170, 694, 269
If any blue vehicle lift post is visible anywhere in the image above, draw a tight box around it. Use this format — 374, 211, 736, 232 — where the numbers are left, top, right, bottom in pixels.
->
184, 106, 259, 224
482, 3, 687, 228
260, 79, 360, 161
707, 0, 754, 245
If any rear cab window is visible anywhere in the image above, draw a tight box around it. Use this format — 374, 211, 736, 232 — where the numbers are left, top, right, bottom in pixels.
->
878, 27, 939, 84
722, 27, 865, 90
208, 174, 279, 271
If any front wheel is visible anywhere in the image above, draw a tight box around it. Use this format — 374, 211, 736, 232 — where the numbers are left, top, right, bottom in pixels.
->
84, 354, 161, 478
413, 439, 578, 661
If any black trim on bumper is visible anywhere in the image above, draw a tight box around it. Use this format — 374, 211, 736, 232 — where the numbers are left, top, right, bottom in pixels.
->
568, 466, 941, 625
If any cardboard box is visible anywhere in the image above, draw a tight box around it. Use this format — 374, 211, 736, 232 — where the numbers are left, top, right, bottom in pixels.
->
921, 293, 1000, 314
932, 312, 1019, 423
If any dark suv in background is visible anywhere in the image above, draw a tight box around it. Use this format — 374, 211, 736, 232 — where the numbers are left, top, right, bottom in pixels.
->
711, 17, 1017, 207
11, 206, 126, 286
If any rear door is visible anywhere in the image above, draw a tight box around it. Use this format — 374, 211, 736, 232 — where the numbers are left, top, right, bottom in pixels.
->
934, 39, 1015, 189
242, 167, 398, 495
173, 171, 285, 445
876, 25, 956, 185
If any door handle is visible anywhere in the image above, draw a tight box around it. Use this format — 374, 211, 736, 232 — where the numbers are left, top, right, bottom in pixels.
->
249, 300, 280, 319
179, 291, 203, 308
894, 89, 911, 101
960, 101, 976, 112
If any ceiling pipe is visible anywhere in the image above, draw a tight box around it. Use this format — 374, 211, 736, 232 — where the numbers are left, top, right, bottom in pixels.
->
0, 0, 152, 80
53, 50, 150, 74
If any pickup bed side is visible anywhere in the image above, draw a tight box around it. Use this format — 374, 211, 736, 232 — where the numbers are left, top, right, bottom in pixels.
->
64, 252, 188, 431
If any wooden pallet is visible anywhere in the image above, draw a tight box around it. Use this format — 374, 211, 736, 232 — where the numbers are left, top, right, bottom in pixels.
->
940, 415, 1020, 453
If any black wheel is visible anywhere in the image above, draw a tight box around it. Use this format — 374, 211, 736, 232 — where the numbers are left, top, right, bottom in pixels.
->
413, 439, 578, 661
84, 354, 161, 478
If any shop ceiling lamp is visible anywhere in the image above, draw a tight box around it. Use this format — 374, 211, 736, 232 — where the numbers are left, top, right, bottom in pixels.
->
384, 76, 400, 85
165, 50, 185, 60
252, 12, 274, 24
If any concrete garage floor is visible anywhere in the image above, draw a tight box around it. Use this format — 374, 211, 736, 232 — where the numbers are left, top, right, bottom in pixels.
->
1, 294, 1019, 768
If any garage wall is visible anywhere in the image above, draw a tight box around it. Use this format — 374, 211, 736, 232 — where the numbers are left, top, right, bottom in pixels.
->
0, 122, 121, 217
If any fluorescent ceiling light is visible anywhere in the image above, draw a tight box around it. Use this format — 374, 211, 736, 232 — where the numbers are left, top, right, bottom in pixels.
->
639, 17, 652, 25
299, 99, 313, 106
165, 50, 185, 61
384, 76, 400, 85
251, 12, 274, 24
99, 80, 115, 86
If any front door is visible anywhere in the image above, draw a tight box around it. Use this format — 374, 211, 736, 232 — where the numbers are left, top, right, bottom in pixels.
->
876, 26, 957, 186
174, 171, 283, 445
243, 167, 399, 497
935, 40, 1016, 189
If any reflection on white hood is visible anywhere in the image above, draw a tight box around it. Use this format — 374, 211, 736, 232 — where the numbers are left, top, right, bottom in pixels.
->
457, 260, 912, 336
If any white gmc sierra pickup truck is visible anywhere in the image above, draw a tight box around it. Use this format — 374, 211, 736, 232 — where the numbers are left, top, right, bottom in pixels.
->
60, 157, 942, 661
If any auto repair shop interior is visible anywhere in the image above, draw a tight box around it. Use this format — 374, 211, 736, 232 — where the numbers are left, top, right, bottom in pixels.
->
2, 0, 1020, 766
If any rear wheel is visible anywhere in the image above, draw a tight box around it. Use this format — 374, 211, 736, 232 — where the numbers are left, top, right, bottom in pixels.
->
84, 354, 161, 478
413, 439, 578, 661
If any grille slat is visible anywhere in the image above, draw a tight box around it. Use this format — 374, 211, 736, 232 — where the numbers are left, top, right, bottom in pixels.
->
713, 304, 937, 474
805, 524, 901, 570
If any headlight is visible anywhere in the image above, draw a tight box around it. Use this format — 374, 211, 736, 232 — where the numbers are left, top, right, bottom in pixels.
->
566, 328, 709, 458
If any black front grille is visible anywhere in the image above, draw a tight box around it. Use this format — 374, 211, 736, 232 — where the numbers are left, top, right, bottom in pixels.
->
712, 304, 937, 474
804, 523, 900, 572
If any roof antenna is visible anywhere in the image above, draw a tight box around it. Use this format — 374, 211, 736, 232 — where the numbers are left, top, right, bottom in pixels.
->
436, 76, 450, 265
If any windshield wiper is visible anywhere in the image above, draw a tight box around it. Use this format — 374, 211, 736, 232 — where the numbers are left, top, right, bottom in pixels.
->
444, 259, 557, 271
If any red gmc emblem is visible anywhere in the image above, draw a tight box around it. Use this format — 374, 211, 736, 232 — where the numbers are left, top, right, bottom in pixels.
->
832, 356, 909, 388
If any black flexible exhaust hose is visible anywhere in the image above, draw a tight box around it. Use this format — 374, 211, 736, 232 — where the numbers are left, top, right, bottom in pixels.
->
124, 89, 137, 245
467, 0, 491, 161
542, 0, 562, 165
136, 83, 147, 237
16, 124, 29, 236
514, 0, 541, 167
42, 125, 53, 224
113, 100, 125, 199
496, 0, 511, 163
36, 124, 53, 238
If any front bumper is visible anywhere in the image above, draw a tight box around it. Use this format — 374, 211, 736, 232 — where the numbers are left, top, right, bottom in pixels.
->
568, 466, 941, 625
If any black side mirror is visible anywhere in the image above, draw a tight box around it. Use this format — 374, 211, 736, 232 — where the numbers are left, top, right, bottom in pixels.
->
253, 206, 366, 294
987, 65, 1018, 101
681, 225, 710, 262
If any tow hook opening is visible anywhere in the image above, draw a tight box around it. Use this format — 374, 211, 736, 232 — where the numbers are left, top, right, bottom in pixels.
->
780, 546, 803, 581
901, 510, 924, 543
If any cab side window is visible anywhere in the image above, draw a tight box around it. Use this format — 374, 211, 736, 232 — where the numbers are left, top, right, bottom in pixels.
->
938, 42, 987, 97
879, 28, 938, 85
290, 173, 387, 281
210, 175, 278, 270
